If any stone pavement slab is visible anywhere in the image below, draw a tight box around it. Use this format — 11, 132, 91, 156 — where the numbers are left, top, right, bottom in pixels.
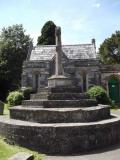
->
9, 152, 34, 160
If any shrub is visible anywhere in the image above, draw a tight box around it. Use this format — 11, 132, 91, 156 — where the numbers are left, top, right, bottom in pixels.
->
21, 87, 33, 100
7, 91, 24, 106
87, 85, 112, 105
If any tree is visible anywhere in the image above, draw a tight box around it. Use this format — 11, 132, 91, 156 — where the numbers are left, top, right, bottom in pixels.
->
98, 31, 120, 64
0, 24, 32, 101
37, 21, 56, 45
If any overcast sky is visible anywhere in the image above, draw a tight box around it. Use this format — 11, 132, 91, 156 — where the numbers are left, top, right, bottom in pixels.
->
0, 0, 120, 49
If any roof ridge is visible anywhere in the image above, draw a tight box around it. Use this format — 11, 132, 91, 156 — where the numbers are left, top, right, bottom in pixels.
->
35, 44, 93, 48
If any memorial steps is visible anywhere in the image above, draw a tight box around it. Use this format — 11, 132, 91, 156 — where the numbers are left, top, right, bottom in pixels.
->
0, 86, 120, 154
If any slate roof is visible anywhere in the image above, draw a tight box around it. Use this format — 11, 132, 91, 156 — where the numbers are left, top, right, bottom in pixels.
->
29, 44, 96, 61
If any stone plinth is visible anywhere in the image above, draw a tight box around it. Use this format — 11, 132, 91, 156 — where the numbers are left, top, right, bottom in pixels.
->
48, 75, 71, 87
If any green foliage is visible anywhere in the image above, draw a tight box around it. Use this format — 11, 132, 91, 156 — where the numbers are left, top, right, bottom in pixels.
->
21, 87, 33, 100
99, 31, 120, 64
87, 86, 111, 105
37, 21, 56, 45
0, 24, 32, 101
7, 91, 24, 106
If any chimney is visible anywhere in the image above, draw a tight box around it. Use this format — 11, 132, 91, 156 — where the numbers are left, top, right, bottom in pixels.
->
91, 38, 96, 50
91, 38, 95, 45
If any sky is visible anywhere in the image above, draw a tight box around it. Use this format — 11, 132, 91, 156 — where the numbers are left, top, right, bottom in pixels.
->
0, 0, 120, 49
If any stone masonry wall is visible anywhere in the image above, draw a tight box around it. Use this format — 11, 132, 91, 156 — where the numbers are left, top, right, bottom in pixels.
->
21, 59, 101, 91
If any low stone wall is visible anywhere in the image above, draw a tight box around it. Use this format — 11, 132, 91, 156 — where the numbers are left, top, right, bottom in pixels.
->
0, 115, 120, 154
10, 105, 110, 123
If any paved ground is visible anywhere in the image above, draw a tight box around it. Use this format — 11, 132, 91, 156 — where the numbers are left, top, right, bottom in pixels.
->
111, 108, 120, 116
44, 145, 120, 160
44, 109, 120, 160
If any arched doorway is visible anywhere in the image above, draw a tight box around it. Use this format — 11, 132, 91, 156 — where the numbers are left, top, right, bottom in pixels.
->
81, 70, 87, 92
108, 79, 119, 103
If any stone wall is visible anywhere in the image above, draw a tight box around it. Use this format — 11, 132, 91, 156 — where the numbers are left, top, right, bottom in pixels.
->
21, 58, 120, 102
21, 61, 51, 91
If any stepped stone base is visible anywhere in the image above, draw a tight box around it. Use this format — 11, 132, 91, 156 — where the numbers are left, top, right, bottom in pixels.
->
10, 105, 110, 123
0, 84, 119, 154
0, 115, 120, 154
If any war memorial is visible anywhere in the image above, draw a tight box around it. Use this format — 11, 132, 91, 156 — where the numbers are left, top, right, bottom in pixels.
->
0, 27, 120, 154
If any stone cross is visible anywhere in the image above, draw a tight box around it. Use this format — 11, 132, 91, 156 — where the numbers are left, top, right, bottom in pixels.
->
55, 26, 64, 76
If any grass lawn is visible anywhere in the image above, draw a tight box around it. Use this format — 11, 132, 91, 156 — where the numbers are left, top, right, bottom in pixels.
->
0, 137, 44, 160
0, 104, 44, 160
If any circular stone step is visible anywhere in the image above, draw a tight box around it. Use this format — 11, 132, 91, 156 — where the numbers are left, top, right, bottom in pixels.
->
45, 86, 82, 93
0, 115, 120, 154
37, 86, 82, 94
30, 93, 90, 100
48, 93, 90, 100
22, 99, 97, 108
10, 105, 110, 123
30, 93, 48, 100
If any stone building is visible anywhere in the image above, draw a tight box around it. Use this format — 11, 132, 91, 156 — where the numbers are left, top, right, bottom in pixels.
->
21, 39, 120, 103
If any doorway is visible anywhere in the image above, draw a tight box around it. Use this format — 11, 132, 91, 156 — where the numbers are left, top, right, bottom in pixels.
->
108, 79, 119, 103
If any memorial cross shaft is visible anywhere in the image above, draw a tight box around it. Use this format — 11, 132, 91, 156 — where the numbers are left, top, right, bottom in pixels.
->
55, 26, 64, 76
